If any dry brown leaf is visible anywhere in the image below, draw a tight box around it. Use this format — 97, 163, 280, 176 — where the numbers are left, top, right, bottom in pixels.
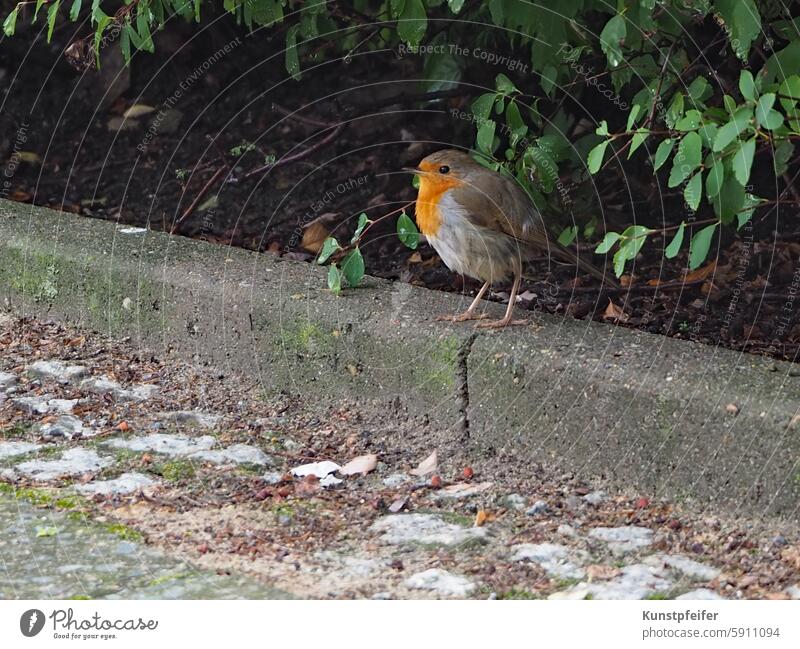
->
16, 151, 41, 165
340, 453, 378, 476
123, 103, 156, 118
440, 482, 493, 497
585, 564, 621, 581
684, 260, 717, 282
781, 546, 800, 570
409, 450, 437, 477
475, 509, 495, 527
407, 252, 423, 264
301, 212, 339, 254
602, 299, 629, 323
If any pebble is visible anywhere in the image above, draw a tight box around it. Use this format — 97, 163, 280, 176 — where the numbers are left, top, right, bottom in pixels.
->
13, 396, 79, 415
557, 524, 577, 537
76, 472, 156, 496
503, 493, 527, 510
28, 360, 88, 383
81, 376, 159, 402
404, 569, 476, 597
589, 526, 654, 555
583, 490, 607, 506
40, 415, 96, 440
511, 543, 585, 579
0, 371, 17, 390
16, 448, 113, 481
526, 500, 548, 516
382, 473, 411, 488
262, 471, 283, 485
0, 441, 41, 459
370, 514, 487, 547
676, 588, 724, 600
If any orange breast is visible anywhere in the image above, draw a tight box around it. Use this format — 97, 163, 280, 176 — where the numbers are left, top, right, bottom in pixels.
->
415, 176, 461, 237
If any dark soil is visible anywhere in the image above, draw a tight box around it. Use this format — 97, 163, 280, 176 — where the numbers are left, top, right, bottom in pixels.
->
2, 16, 799, 362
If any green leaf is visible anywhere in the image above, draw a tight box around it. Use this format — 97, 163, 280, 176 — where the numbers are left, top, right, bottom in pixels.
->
69, 0, 82, 21
712, 176, 746, 224
688, 223, 718, 270
755, 93, 784, 130
600, 14, 626, 68
557, 225, 578, 246
715, 0, 761, 61
626, 105, 641, 131
341, 249, 365, 288
3, 7, 18, 36
774, 139, 795, 175
327, 264, 342, 295
706, 159, 725, 198
447, 0, 465, 12
667, 132, 702, 188
36, 526, 58, 538
684, 172, 702, 211
731, 137, 756, 185
738, 69, 756, 102
524, 146, 558, 193
472, 93, 495, 121
595, 120, 609, 136
595, 231, 621, 254
390, 0, 406, 18
737, 194, 763, 229
495, 73, 518, 95
46, 1, 60, 43
397, 0, 427, 48
285, 24, 301, 80
664, 222, 685, 259
397, 212, 419, 249
33, 0, 46, 22
652, 138, 674, 171
665, 93, 685, 129
505, 101, 527, 144
476, 120, 496, 155
540, 64, 557, 97
712, 107, 752, 152
778, 75, 800, 113
587, 140, 609, 174
675, 110, 702, 131
317, 237, 341, 264
351, 213, 370, 244
687, 76, 712, 102
120, 23, 131, 64
627, 129, 649, 158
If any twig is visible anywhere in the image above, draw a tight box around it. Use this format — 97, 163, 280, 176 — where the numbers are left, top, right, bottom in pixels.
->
171, 165, 226, 233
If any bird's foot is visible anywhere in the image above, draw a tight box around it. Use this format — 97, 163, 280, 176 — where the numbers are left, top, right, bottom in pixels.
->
435, 311, 489, 322
475, 317, 527, 329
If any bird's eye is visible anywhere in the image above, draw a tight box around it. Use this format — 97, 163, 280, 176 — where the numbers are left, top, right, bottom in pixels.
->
439, 165, 450, 174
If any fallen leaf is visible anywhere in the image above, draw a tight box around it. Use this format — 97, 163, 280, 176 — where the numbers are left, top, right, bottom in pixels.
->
781, 546, 800, 570
388, 497, 408, 513
16, 151, 41, 165
475, 509, 495, 527
295, 474, 321, 496
290, 460, 341, 479
301, 212, 339, 254
683, 260, 717, 283
410, 450, 437, 477
116, 421, 130, 431
430, 475, 442, 488
35, 526, 58, 537
585, 564, 621, 580
9, 189, 32, 202
123, 103, 156, 118
462, 466, 474, 480
340, 453, 378, 476
407, 251, 423, 263
438, 482, 493, 498
725, 403, 739, 416
602, 299, 629, 323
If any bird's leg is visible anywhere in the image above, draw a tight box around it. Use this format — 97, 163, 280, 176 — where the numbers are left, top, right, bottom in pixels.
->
435, 281, 491, 322
476, 272, 527, 329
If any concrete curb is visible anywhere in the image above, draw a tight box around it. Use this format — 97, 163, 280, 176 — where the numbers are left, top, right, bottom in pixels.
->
2, 199, 799, 516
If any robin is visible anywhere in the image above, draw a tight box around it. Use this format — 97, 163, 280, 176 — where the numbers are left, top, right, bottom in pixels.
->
408, 149, 615, 328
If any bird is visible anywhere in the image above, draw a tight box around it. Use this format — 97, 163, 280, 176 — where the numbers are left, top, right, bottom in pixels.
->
409, 149, 615, 328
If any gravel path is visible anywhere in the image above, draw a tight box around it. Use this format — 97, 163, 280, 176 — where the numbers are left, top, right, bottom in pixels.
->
1, 314, 798, 600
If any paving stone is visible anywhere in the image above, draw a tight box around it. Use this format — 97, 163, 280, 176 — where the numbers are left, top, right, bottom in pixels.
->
190, 444, 273, 466
162, 411, 221, 428
0, 441, 41, 459
676, 588, 724, 600
40, 415, 96, 440
405, 568, 476, 597
370, 513, 487, 547
16, 448, 113, 481
81, 376, 159, 402
105, 433, 216, 456
0, 371, 17, 390
644, 553, 721, 581
13, 396, 79, 415
76, 472, 157, 496
28, 360, 88, 383
550, 564, 671, 600
511, 542, 586, 579
590, 526, 654, 555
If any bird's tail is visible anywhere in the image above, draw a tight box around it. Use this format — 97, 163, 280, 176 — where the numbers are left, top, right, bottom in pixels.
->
537, 241, 619, 288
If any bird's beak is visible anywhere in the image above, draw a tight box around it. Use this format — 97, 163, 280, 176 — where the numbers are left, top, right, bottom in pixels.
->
401, 167, 422, 174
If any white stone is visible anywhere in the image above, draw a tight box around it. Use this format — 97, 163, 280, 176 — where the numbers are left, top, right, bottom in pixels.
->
262, 471, 283, 484
28, 360, 88, 383
504, 493, 527, 510
105, 433, 216, 456
434, 482, 493, 499
784, 585, 800, 600
644, 553, 721, 581
40, 415, 96, 440
0, 371, 17, 390
13, 396, 78, 415
190, 444, 272, 466
0, 441, 41, 459
557, 564, 672, 600
320, 474, 343, 488
81, 376, 159, 402
590, 526, 653, 554
76, 472, 156, 496
162, 411, 221, 428
676, 589, 724, 600
583, 491, 607, 506
405, 569, 476, 597
382, 473, 411, 487
557, 524, 577, 537
511, 543, 585, 579
370, 514, 486, 547
16, 448, 112, 481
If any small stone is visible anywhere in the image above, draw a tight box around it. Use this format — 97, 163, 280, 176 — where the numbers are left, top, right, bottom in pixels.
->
0, 371, 17, 390
13, 396, 79, 415
16, 448, 113, 481
81, 376, 159, 402
557, 524, 577, 537
725, 403, 739, 415
511, 543, 585, 579
76, 472, 156, 496
589, 526, 654, 555
503, 493, 527, 510
262, 471, 283, 485
583, 491, 606, 506
676, 589, 724, 600
405, 569, 476, 597
162, 411, 221, 429
564, 495, 583, 511
382, 473, 411, 488
40, 415, 96, 440
28, 360, 88, 383
0, 441, 41, 459
370, 513, 487, 547
785, 585, 800, 600
526, 500, 548, 516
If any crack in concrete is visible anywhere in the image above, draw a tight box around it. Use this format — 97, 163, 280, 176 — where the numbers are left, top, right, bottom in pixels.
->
456, 333, 478, 440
